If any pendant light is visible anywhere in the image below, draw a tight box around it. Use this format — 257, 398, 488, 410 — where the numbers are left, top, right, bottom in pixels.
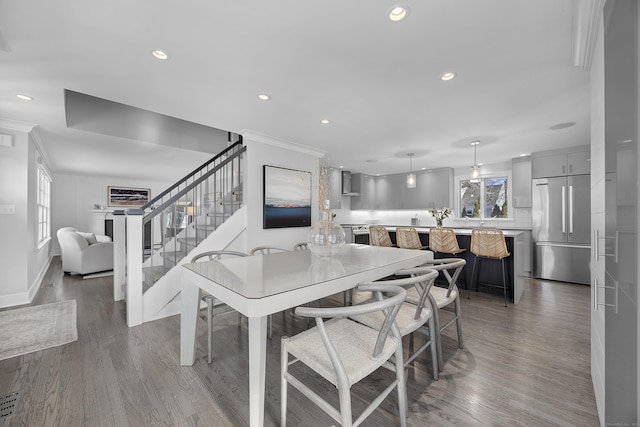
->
406, 153, 416, 188
470, 141, 481, 182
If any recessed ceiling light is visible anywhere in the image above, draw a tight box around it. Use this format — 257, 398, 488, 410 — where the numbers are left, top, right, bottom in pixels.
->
470, 140, 480, 146
16, 94, 34, 101
389, 5, 409, 21
257, 94, 270, 101
366, 159, 378, 163
519, 153, 530, 157
441, 72, 457, 81
549, 122, 576, 130
338, 166, 344, 169
151, 49, 169, 60
320, 119, 330, 124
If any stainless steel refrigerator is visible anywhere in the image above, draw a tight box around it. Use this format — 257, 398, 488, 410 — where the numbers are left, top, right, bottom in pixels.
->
532, 175, 591, 284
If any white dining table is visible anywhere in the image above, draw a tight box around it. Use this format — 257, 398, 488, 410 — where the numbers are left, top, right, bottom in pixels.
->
179, 243, 431, 427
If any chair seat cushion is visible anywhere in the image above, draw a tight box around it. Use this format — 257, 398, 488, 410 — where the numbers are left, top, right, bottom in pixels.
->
351, 301, 432, 336
286, 318, 399, 387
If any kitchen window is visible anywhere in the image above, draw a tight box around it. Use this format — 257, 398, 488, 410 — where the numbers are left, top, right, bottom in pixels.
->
459, 176, 509, 219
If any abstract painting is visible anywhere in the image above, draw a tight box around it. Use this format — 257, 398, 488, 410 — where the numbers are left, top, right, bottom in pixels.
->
263, 165, 311, 228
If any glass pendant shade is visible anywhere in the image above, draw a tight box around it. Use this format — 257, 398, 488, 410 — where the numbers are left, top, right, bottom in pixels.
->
407, 173, 416, 188
406, 153, 416, 188
470, 141, 481, 182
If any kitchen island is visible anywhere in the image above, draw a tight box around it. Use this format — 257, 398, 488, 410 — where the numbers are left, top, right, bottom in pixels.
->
383, 227, 527, 304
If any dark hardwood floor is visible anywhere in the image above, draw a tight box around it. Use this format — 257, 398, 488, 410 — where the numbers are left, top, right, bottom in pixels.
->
0, 257, 599, 426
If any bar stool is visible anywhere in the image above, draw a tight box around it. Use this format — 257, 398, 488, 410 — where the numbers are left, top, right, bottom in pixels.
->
428, 227, 467, 288
396, 227, 428, 250
468, 228, 510, 306
369, 225, 395, 247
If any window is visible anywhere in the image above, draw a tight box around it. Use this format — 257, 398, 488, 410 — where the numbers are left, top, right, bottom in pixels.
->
37, 165, 52, 246
459, 176, 509, 219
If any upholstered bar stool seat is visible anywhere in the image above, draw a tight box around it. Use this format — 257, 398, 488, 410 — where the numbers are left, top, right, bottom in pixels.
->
468, 228, 511, 306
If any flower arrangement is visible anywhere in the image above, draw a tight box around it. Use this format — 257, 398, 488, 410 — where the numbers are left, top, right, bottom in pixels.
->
430, 207, 452, 228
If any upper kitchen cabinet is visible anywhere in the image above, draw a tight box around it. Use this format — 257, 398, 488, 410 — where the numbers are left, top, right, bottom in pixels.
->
531, 146, 590, 178
375, 174, 403, 209
512, 156, 532, 208
350, 173, 376, 210
403, 168, 452, 209
328, 167, 342, 210
429, 168, 453, 208
351, 168, 452, 210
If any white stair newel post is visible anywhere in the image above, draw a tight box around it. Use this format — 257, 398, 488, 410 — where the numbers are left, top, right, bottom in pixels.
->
126, 212, 144, 327
112, 212, 126, 301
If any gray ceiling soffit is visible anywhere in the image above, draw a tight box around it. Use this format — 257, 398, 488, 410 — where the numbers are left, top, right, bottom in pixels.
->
64, 89, 228, 154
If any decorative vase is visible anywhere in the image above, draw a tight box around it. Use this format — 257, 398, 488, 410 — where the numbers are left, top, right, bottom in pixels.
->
436, 219, 443, 228
307, 215, 346, 257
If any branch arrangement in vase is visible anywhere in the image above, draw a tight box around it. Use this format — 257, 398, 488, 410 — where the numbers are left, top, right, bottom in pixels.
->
430, 207, 452, 227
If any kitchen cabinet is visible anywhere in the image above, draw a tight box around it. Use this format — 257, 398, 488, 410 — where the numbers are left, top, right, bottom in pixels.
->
350, 173, 376, 210
531, 146, 590, 178
402, 169, 452, 209
328, 167, 342, 210
511, 157, 532, 207
591, 1, 638, 422
375, 174, 402, 209
429, 168, 452, 208
350, 168, 452, 210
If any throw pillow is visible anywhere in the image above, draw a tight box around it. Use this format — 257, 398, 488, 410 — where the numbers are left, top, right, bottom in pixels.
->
78, 232, 98, 245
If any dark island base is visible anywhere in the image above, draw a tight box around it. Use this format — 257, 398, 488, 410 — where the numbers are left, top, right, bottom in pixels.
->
388, 231, 514, 302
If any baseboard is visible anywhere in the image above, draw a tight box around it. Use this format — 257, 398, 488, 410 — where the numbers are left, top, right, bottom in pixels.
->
83, 271, 114, 279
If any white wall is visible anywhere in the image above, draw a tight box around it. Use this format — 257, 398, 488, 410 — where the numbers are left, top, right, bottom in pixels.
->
0, 124, 52, 308
51, 174, 175, 254
242, 131, 324, 252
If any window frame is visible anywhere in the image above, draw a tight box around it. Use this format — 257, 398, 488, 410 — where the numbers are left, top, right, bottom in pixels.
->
36, 163, 52, 248
456, 172, 512, 220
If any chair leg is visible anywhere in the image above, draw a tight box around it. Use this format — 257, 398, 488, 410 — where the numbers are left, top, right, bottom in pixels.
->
501, 259, 508, 307
394, 342, 408, 427
337, 382, 353, 427
468, 256, 479, 299
430, 302, 443, 372
454, 296, 464, 349
281, 338, 289, 427
428, 317, 439, 381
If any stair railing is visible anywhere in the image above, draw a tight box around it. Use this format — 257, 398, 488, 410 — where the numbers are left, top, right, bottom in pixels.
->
119, 140, 245, 326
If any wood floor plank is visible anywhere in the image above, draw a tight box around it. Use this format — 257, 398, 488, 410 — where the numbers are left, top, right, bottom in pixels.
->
0, 258, 599, 426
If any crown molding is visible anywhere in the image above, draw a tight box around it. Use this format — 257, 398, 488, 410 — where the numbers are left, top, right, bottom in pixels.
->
239, 129, 326, 158
571, 0, 606, 71
0, 118, 37, 133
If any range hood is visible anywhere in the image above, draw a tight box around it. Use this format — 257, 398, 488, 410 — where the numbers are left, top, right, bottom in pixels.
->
341, 171, 360, 196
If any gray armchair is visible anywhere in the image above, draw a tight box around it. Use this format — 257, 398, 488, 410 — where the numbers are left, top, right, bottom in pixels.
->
57, 227, 113, 275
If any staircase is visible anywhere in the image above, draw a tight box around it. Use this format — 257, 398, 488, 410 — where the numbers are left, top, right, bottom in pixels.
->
114, 140, 247, 326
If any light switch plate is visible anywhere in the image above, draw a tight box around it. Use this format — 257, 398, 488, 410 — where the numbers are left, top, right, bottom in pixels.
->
0, 134, 13, 147
0, 204, 16, 214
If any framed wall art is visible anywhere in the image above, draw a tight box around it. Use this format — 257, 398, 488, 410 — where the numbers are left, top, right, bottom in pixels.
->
263, 165, 311, 229
107, 186, 151, 207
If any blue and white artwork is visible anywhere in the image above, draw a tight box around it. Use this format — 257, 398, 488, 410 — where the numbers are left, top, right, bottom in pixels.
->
263, 165, 311, 228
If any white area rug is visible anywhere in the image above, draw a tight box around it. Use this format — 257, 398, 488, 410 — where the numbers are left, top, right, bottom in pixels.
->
0, 300, 77, 361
